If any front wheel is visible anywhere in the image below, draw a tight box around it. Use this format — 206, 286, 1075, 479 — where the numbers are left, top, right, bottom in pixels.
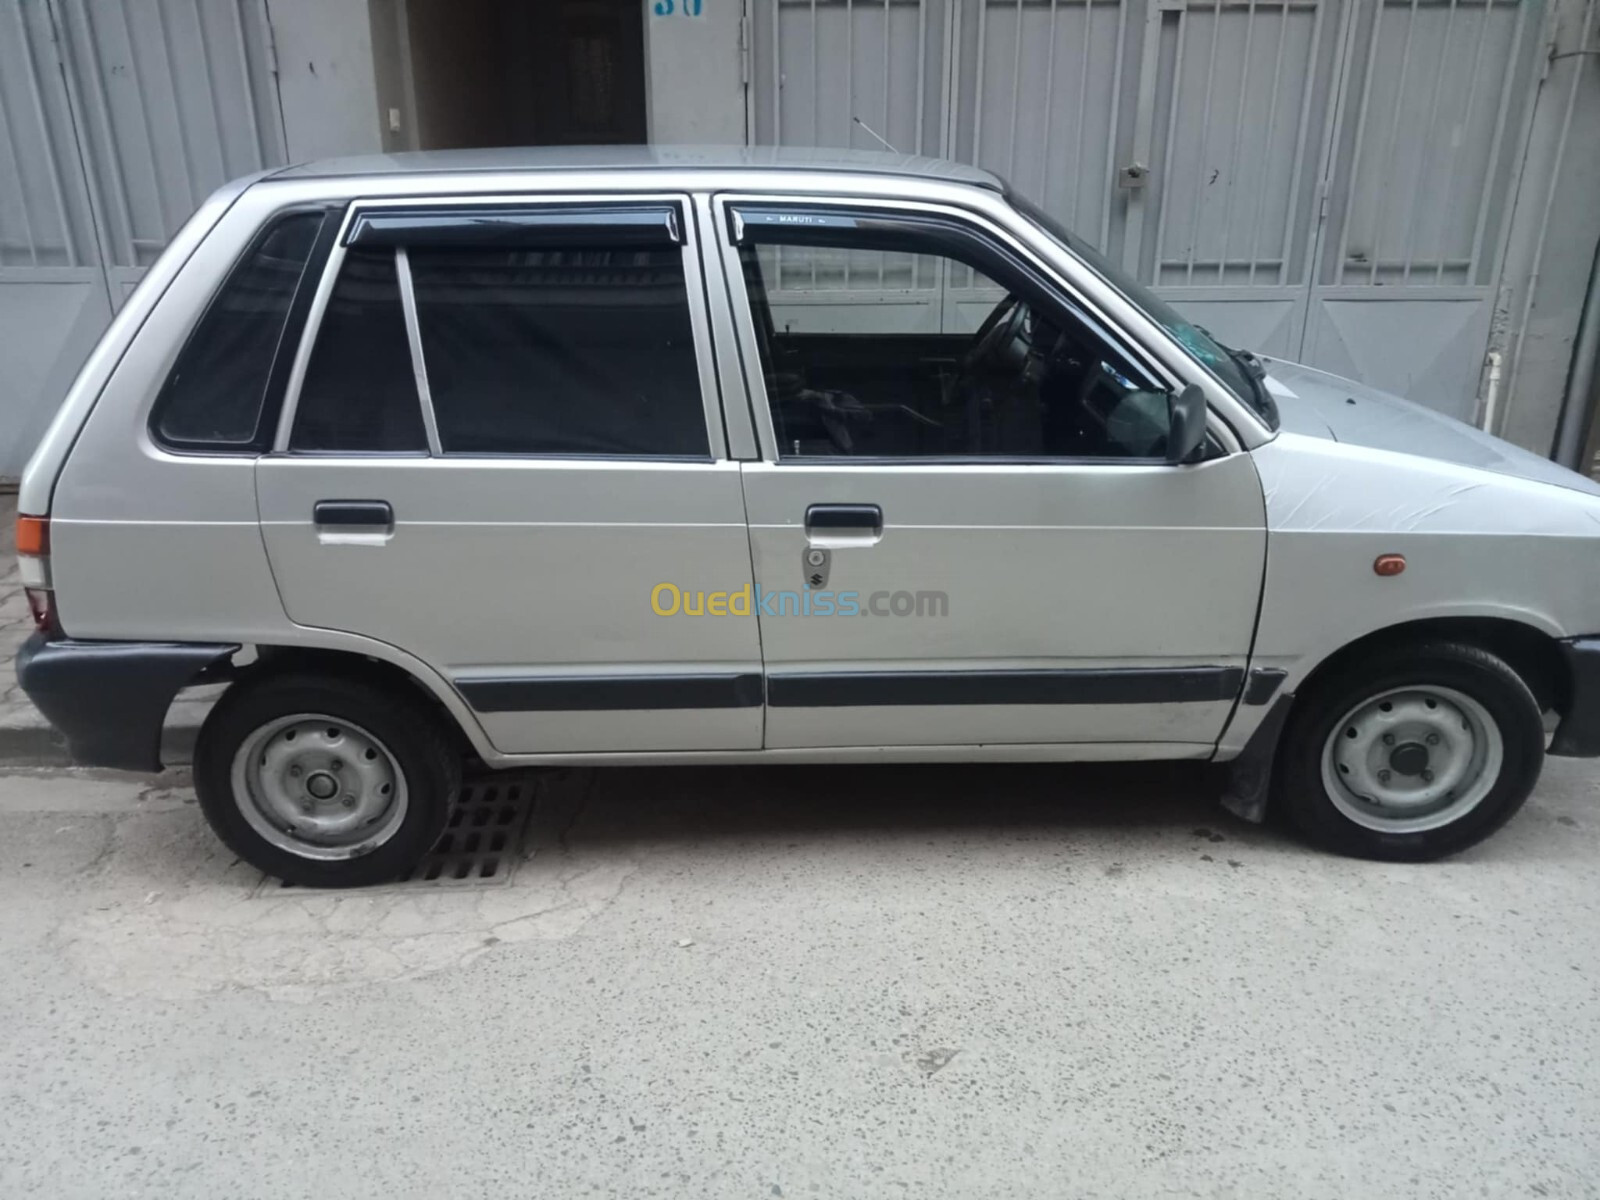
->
1276, 641, 1545, 861
195, 673, 459, 887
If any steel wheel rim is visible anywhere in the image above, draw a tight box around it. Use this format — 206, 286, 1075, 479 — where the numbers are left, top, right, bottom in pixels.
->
1320, 684, 1503, 834
230, 713, 408, 861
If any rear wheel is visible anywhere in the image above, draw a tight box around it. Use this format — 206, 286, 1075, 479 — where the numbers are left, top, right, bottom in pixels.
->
1277, 641, 1544, 860
195, 673, 459, 887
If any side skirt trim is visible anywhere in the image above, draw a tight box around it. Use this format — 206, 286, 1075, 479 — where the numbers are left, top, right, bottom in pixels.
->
457, 672, 764, 713
456, 667, 1248, 713
767, 667, 1244, 708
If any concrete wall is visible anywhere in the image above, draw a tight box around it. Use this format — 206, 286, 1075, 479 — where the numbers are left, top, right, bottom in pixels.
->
366, 0, 418, 153
643, 0, 745, 144
265, 0, 385, 161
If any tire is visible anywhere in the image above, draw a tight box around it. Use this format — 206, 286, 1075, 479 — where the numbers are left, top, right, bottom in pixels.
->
195, 672, 460, 887
1276, 641, 1544, 861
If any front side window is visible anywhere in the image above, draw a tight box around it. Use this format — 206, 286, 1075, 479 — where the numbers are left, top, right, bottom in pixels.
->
735, 210, 1174, 461
151, 211, 325, 451
408, 244, 708, 457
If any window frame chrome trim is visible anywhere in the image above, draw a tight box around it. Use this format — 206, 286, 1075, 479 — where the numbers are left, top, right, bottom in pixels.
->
272, 203, 356, 453
394, 245, 443, 457
690, 192, 758, 460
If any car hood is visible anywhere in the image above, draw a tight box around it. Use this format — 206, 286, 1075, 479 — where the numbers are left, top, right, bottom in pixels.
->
1259, 357, 1600, 498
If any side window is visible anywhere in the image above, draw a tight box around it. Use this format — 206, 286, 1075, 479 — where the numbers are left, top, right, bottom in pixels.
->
736, 213, 1172, 461
150, 211, 325, 451
407, 244, 708, 456
291, 246, 427, 453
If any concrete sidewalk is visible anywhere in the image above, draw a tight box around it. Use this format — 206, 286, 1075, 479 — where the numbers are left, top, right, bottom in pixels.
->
0, 495, 208, 766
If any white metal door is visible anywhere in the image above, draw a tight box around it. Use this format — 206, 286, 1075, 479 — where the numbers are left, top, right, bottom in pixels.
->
1302, 0, 1547, 420
748, 0, 1547, 418
0, 0, 286, 477
0, 1, 113, 479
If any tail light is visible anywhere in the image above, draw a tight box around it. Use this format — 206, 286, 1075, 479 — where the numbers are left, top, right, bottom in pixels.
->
15, 513, 57, 637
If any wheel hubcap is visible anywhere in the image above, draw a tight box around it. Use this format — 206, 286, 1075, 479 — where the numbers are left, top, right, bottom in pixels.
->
1320, 685, 1503, 833
230, 714, 408, 861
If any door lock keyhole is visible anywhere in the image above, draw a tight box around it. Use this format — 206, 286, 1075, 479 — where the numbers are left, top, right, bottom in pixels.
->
803, 547, 831, 590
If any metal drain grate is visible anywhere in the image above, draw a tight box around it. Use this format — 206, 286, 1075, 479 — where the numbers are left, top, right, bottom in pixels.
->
262, 777, 536, 891
401, 779, 533, 884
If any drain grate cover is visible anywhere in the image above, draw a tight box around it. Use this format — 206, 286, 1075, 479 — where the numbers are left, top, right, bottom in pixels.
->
262, 776, 537, 892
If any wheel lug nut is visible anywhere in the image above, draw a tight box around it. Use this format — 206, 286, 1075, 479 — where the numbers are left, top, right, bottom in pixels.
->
1381, 733, 1394, 746
1425, 734, 1439, 746
1422, 769, 1434, 783
331, 761, 342, 771
289, 765, 302, 778
1378, 769, 1391, 783
342, 795, 357, 809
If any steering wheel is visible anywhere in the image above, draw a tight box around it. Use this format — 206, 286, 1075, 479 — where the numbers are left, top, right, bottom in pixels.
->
960, 295, 1027, 376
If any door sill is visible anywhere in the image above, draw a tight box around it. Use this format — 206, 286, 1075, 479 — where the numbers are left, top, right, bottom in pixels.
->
477, 741, 1215, 768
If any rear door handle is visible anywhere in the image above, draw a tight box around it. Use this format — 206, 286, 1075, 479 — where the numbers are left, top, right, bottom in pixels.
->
805, 504, 882, 535
313, 500, 394, 530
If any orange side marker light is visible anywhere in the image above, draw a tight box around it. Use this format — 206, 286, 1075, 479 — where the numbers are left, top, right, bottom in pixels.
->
1373, 553, 1406, 577
16, 514, 49, 557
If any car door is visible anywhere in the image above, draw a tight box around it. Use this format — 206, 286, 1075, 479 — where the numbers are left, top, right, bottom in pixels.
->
713, 195, 1267, 753
256, 196, 763, 754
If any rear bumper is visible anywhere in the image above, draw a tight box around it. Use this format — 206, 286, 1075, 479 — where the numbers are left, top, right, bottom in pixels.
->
16, 635, 236, 772
1551, 637, 1600, 757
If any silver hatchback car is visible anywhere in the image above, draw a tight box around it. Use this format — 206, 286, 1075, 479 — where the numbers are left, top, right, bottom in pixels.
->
17, 147, 1600, 885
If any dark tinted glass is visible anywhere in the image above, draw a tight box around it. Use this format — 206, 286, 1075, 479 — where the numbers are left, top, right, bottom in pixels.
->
409, 245, 708, 456
292, 246, 426, 452
151, 212, 322, 449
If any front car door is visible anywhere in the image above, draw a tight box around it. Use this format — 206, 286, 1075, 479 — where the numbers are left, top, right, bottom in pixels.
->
257, 195, 763, 754
714, 194, 1268, 755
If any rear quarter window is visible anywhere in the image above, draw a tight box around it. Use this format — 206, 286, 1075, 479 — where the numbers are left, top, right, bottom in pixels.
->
149, 211, 327, 452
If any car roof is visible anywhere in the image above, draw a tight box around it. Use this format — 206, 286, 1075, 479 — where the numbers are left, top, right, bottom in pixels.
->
271, 144, 1005, 192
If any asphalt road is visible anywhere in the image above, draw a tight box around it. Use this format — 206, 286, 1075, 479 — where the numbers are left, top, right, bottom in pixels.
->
2, 758, 1598, 1199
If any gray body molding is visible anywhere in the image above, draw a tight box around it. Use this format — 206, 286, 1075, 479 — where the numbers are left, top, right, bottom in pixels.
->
16, 635, 236, 771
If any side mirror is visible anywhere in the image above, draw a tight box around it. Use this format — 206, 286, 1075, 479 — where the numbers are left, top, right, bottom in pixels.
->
1166, 384, 1208, 465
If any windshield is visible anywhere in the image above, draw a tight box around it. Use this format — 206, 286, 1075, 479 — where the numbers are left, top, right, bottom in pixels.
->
1011, 193, 1277, 428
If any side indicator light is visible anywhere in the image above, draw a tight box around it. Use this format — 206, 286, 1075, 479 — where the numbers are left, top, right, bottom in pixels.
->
16, 514, 49, 557
1374, 554, 1406, 577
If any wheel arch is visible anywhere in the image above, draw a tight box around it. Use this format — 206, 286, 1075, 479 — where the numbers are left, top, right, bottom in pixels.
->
1290, 615, 1568, 717
233, 643, 486, 761
1222, 614, 1565, 825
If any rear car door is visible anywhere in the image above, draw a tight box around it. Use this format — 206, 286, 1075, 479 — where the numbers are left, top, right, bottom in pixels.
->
715, 196, 1267, 754
257, 196, 763, 754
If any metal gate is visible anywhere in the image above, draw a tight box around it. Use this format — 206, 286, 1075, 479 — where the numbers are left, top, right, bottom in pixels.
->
0, 0, 285, 477
749, 0, 1547, 418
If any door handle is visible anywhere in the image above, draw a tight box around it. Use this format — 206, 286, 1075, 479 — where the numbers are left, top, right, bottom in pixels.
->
313, 500, 394, 529
805, 504, 882, 535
